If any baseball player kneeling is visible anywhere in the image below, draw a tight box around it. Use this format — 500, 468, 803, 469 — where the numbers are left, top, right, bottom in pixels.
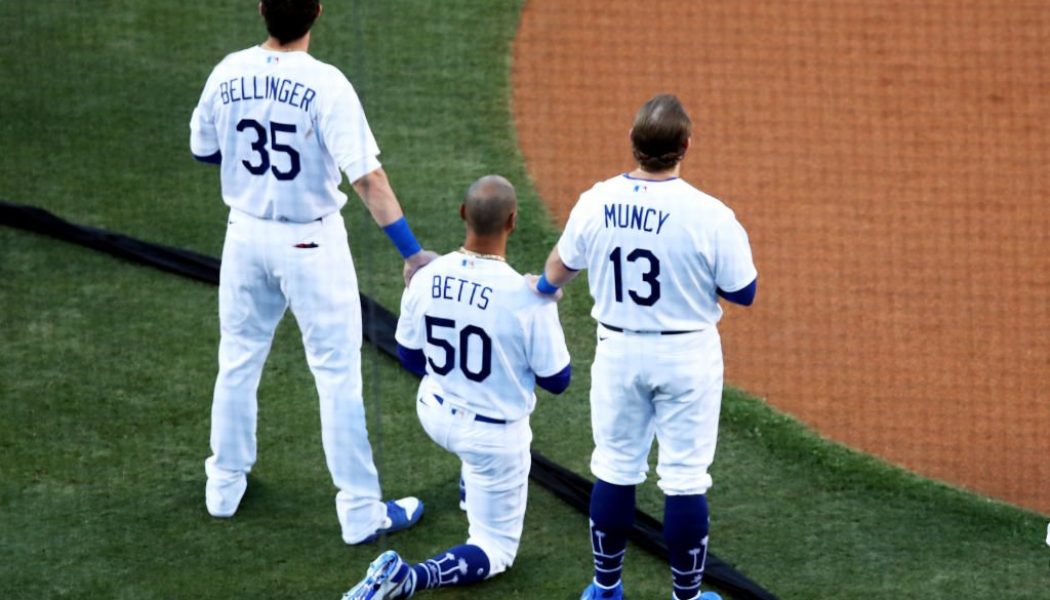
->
341, 175, 572, 599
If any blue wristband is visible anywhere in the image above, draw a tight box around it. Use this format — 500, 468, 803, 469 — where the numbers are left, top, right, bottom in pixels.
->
536, 273, 560, 295
382, 217, 423, 259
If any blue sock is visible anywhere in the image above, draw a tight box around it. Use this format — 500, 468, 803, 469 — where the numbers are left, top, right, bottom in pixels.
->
663, 494, 710, 600
406, 544, 490, 596
589, 479, 636, 589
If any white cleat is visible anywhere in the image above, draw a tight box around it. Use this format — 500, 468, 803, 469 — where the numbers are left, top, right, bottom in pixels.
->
205, 473, 247, 518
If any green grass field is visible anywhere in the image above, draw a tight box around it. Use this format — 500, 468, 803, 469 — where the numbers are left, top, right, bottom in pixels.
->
1, 1, 1047, 598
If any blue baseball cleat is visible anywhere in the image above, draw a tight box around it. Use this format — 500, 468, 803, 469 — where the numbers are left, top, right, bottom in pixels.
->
342, 550, 411, 600
356, 498, 424, 544
672, 593, 723, 600
581, 581, 624, 600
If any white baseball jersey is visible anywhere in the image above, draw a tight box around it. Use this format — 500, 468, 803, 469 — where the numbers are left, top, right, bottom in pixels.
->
396, 251, 571, 423
192, 46, 391, 543
557, 174, 757, 331
190, 46, 380, 223
558, 172, 757, 496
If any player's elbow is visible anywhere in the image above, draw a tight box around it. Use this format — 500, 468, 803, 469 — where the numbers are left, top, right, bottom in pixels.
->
350, 165, 387, 195
544, 252, 579, 288
536, 364, 572, 395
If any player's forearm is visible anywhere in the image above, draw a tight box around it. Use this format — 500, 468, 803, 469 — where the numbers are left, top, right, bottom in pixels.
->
352, 167, 438, 284
352, 167, 405, 227
542, 247, 580, 288
353, 168, 425, 258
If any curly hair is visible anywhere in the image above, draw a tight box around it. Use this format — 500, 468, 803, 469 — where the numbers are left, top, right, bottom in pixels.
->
630, 94, 692, 172
261, 0, 320, 44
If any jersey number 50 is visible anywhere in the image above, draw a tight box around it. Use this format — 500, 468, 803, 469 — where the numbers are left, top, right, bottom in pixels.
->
236, 118, 301, 181
609, 246, 661, 306
425, 316, 492, 382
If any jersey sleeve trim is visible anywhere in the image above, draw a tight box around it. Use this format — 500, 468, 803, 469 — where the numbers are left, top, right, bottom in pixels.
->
719, 271, 757, 294
396, 344, 427, 378
555, 239, 587, 271
536, 363, 572, 395
715, 269, 758, 300
192, 150, 222, 165
717, 277, 757, 306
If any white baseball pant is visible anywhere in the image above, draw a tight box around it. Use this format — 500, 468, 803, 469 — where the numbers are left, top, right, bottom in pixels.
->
589, 324, 723, 496
415, 389, 532, 576
206, 208, 386, 542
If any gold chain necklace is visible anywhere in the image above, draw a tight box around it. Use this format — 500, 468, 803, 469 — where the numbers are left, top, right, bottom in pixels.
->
459, 247, 506, 262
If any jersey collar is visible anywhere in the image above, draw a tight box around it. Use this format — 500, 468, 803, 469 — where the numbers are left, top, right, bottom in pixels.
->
622, 173, 679, 182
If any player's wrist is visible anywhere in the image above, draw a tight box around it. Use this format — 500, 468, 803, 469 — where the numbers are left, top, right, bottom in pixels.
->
405, 248, 437, 266
536, 273, 560, 295
383, 217, 423, 259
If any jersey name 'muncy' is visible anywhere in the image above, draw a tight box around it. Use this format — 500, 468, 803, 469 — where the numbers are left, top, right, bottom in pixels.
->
218, 76, 317, 112
431, 274, 493, 311
603, 203, 671, 234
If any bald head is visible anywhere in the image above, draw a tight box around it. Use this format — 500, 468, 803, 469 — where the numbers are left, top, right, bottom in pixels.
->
462, 175, 517, 236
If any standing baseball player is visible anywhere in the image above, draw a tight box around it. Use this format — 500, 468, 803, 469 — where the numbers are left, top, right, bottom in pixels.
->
533, 94, 757, 600
341, 175, 572, 599
189, 0, 436, 544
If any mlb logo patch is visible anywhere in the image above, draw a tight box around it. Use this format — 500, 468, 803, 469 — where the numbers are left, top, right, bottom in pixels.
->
267, 56, 279, 64
633, 184, 647, 192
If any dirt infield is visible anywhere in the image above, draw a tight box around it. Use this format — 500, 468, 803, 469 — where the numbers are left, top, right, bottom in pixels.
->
512, 1, 1049, 513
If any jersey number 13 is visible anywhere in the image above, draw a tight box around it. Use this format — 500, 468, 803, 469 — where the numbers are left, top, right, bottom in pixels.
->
609, 246, 661, 306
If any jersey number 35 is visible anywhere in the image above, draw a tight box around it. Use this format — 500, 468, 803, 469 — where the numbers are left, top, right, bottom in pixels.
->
237, 118, 302, 181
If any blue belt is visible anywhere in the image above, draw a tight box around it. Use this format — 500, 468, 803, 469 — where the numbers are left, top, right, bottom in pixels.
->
599, 322, 697, 335
432, 394, 507, 425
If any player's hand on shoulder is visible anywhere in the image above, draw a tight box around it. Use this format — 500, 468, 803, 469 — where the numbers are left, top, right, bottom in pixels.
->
404, 249, 440, 286
524, 273, 563, 301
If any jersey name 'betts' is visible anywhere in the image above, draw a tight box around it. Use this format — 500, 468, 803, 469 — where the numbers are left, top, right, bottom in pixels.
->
190, 47, 380, 223
558, 174, 756, 331
397, 253, 570, 423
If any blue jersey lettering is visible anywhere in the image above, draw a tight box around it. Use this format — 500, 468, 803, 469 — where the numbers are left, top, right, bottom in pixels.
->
219, 76, 317, 112
430, 275, 493, 310
603, 203, 671, 234
300, 87, 316, 112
